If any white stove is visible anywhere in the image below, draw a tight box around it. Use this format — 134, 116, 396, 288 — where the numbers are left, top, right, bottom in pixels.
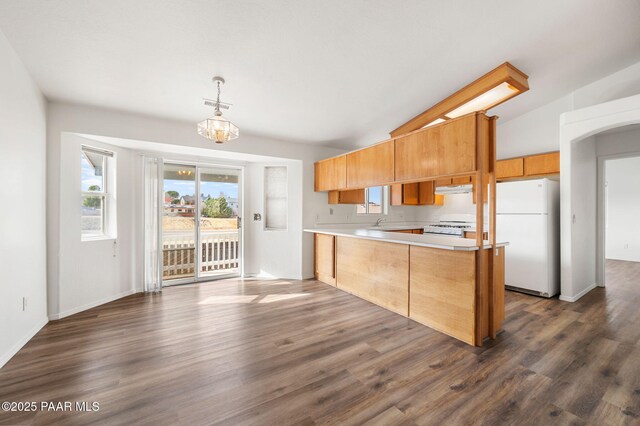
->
423, 214, 476, 238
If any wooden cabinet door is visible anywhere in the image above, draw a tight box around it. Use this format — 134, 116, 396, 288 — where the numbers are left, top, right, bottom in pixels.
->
418, 181, 435, 205
496, 158, 524, 179
390, 182, 434, 205
452, 176, 472, 185
402, 183, 420, 205
409, 246, 476, 345
336, 237, 409, 316
394, 129, 439, 181
524, 152, 560, 176
438, 115, 477, 176
315, 234, 336, 286
435, 178, 452, 187
314, 156, 347, 191
328, 189, 365, 204
395, 114, 477, 181
346, 140, 394, 188
390, 184, 403, 206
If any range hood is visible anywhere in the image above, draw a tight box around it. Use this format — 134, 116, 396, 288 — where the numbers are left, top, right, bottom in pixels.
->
434, 184, 473, 195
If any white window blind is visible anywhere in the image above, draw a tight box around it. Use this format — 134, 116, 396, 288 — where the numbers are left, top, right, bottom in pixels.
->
264, 166, 287, 230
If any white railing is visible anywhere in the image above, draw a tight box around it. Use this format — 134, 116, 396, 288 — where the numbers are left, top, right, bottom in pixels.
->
162, 230, 239, 279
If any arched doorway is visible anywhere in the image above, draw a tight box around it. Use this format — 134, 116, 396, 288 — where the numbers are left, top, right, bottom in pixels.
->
559, 94, 640, 301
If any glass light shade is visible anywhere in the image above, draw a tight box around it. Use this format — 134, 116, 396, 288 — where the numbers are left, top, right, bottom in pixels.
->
197, 114, 239, 143
445, 82, 519, 119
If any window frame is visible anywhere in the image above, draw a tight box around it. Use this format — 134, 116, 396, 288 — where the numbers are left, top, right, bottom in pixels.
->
356, 186, 389, 216
81, 146, 114, 241
263, 165, 288, 231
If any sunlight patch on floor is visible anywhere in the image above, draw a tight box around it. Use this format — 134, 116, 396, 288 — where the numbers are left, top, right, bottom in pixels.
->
198, 293, 310, 305
258, 293, 310, 303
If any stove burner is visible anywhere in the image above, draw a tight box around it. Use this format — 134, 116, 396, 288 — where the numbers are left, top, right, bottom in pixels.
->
423, 222, 474, 238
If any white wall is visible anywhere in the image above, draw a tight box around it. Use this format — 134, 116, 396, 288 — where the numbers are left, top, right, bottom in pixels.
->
0, 29, 48, 367
496, 60, 640, 159
574, 61, 640, 110
245, 161, 303, 278
46, 102, 346, 312
569, 136, 597, 298
605, 156, 640, 262
51, 134, 139, 318
497, 95, 574, 159
412, 193, 476, 223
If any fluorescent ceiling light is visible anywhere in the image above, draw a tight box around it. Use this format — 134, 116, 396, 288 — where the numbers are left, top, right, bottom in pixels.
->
390, 62, 529, 137
445, 82, 519, 119
422, 118, 446, 128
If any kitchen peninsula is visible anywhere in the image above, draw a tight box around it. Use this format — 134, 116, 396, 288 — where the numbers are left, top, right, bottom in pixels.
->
305, 227, 506, 346
309, 63, 530, 346
309, 62, 530, 344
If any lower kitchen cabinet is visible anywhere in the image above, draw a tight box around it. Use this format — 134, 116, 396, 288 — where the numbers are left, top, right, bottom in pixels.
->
409, 247, 476, 345
312, 232, 504, 346
336, 237, 409, 316
314, 234, 336, 285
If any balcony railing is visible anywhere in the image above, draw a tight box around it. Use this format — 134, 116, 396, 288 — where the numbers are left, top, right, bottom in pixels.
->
163, 230, 239, 279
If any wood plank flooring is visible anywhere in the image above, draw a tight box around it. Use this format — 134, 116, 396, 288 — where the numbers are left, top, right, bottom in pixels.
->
1, 260, 640, 425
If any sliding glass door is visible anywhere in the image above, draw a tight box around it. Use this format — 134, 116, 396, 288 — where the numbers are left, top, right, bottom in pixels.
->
161, 162, 242, 284
198, 167, 241, 278
162, 164, 197, 282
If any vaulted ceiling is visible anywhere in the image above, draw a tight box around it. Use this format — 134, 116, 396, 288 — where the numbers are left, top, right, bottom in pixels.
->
1, 0, 639, 149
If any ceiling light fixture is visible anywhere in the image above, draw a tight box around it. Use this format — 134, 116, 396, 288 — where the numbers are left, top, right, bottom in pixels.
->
197, 76, 239, 144
393, 62, 529, 136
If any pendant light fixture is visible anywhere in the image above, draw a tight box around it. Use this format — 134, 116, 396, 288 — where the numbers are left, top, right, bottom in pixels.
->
197, 76, 239, 144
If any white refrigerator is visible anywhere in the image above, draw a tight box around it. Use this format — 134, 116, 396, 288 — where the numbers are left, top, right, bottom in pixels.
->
496, 178, 560, 297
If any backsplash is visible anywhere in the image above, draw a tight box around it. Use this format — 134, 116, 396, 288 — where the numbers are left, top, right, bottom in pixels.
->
313, 192, 485, 227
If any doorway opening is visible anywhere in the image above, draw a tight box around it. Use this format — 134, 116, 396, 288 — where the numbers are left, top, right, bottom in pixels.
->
602, 154, 640, 290
162, 162, 242, 285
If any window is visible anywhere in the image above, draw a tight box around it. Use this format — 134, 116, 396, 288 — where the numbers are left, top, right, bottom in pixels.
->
81, 146, 114, 239
264, 166, 287, 230
357, 186, 388, 215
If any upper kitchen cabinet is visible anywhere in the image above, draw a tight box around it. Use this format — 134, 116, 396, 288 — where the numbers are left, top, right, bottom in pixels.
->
495, 151, 559, 181
390, 181, 435, 206
314, 155, 347, 191
327, 189, 365, 204
496, 157, 524, 180
524, 152, 560, 176
346, 140, 395, 188
394, 113, 480, 181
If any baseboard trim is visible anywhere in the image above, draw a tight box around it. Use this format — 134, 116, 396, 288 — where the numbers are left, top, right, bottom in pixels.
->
559, 283, 597, 302
0, 316, 48, 369
48, 289, 137, 320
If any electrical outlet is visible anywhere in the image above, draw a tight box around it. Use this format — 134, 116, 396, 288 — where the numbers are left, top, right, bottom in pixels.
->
625, 244, 629, 249
329, 208, 334, 215
22, 297, 27, 311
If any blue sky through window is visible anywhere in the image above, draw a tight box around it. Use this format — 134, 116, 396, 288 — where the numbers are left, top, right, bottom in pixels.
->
81, 154, 103, 191
368, 186, 381, 205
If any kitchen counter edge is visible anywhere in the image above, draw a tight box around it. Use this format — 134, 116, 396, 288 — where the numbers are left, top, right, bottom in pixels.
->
305, 228, 508, 251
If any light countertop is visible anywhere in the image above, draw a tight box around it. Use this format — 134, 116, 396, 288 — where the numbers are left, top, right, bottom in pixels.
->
305, 227, 508, 251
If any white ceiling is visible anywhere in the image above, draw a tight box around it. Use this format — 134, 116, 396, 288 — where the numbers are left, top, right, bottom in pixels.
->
1, 0, 639, 149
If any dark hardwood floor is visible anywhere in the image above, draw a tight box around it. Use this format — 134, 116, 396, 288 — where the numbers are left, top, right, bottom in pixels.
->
1, 260, 640, 425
